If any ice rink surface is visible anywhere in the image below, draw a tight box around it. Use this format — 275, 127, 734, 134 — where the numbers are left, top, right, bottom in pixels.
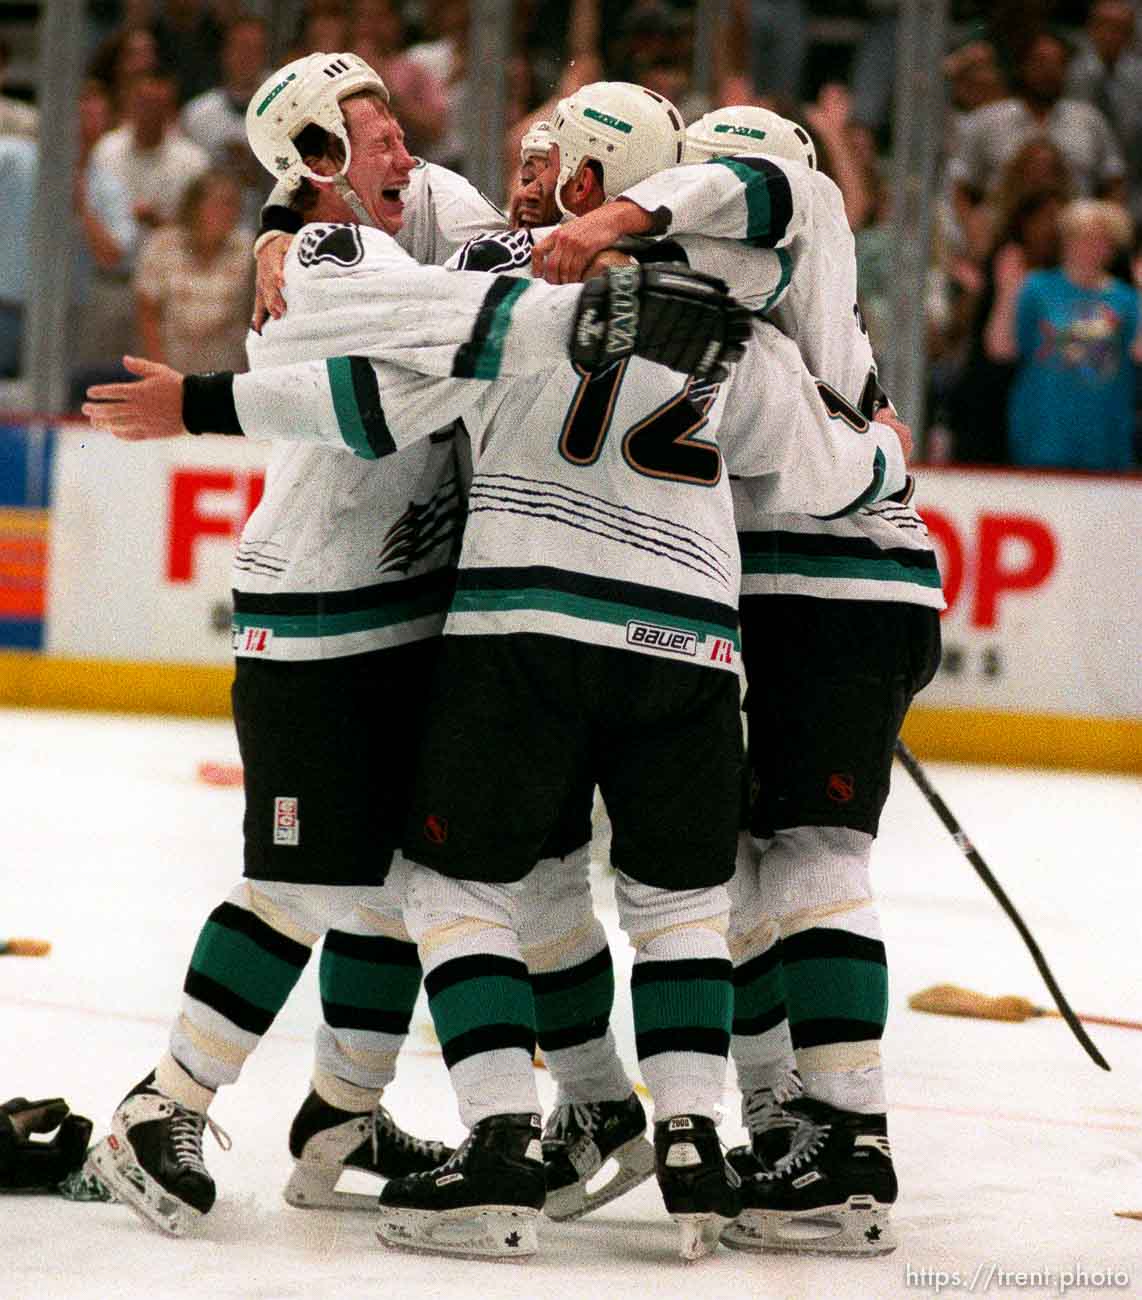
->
2, 707, 1140, 1300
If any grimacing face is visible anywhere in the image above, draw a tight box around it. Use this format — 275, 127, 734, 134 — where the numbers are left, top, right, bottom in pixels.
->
340, 94, 416, 234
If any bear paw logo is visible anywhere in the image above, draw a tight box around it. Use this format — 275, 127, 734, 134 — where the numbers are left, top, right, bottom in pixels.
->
297, 223, 365, 268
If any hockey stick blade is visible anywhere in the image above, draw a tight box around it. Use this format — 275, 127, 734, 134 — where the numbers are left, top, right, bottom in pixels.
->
894, 741, 1109, 1071
0, 937, 51, 956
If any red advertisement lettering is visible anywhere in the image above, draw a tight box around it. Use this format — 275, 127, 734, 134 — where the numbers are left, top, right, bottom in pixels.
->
919, 508, 963, 615
973, 514, 1057, 629
167, 469, 266, 582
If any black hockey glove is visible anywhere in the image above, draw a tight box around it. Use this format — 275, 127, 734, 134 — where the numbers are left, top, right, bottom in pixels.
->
0, 1096, 93, 1191
570, 264, 751, 382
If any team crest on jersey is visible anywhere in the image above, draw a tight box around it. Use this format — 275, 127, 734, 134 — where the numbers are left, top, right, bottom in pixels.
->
452, 228, 533, 273
297, 223, 365, 268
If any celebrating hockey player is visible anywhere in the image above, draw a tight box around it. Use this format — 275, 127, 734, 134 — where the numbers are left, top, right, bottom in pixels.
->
533, 103, 944, 1255
87, 82, 910, 1263
83, 54, 748, 1239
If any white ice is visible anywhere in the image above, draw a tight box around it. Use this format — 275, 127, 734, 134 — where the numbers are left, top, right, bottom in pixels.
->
2, 707, 1140, 1300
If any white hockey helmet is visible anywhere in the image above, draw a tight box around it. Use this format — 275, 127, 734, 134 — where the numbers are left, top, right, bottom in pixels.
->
246, 52, 390, 189
549, 81, 685, 214
684, 105, 817, 170
520, 119, 554, 163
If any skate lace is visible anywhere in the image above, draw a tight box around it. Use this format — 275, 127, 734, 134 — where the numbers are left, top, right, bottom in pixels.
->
372, 1104, 448, 1162
774, 1119, 830, 1176
546, 1101, 598, 1141
169, 1108, 231, 1175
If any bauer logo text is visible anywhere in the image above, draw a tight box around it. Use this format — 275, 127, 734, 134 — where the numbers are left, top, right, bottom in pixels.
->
626, 621, 697, 656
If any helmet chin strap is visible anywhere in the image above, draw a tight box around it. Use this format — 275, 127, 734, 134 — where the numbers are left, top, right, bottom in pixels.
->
332, 172, 376, 226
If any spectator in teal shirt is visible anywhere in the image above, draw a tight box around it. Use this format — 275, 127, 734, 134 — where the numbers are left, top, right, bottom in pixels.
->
1008, 198, 1139, 469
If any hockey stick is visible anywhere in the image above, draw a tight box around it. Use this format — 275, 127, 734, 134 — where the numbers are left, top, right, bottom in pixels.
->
908, 984, 1142, 1032
0, 938, 51, 956
893, 740, 1110, 1071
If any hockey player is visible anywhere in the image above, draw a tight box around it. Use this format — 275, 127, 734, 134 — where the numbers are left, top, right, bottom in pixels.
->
82, 54, 746, 1238
508, 119, 557, 230
89, 95, 912, 1261
535, 104, 945, 1255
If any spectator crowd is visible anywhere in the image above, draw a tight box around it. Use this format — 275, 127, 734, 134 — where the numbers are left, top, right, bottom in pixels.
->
0, 0, 1138, 469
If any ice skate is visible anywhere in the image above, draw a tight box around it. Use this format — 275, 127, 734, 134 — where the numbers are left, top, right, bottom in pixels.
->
542, 1092, 655, 1221
283, 1090, 454, 1209
654, 1115, 741, 1261
722, 1096, 897, 1256
377, 1112, 545, 1260
86, 1073, 229, 1237
726, 1076, 812, 1180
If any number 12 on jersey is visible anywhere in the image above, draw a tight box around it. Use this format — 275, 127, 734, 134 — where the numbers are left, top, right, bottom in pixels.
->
559, 361, 723, 487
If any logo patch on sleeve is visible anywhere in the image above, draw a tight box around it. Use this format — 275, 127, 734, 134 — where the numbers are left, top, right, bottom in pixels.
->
297, 224, 365, 268
274, 797, 299, 845
233, 625, 273, 655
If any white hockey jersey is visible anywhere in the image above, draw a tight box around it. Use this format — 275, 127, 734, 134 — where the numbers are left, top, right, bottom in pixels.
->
231, 239, 908, 674
233, 163, 509, 663
619, 156, 944, 610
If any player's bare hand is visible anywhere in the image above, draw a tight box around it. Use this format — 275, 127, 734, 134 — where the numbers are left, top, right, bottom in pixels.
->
583, 248, 638, 279
252, 233, 292, 331
877, 407, 914, 461
81, 355, 187, 440
532, 201, 650, 283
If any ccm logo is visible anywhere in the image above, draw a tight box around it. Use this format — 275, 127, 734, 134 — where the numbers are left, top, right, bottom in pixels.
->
626, 621, 697, 656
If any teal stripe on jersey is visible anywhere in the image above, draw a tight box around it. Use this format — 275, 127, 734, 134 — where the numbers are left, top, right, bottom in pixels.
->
713, 156, 773, 242
450, 585, 740, 650
475, 276, 529, 378
816, 448, 886, 520
760, 248, 792, 312
231, 589, 450, 638
741, 551, 942, 588
327, 356, 375, 458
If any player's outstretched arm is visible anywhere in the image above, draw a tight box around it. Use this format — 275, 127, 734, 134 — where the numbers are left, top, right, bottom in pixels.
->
83, 357, 188, 439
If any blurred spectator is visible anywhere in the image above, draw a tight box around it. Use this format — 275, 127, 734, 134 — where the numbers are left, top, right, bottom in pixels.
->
505, 0, 603, 203
1065, 0, 1142, 227
615, 4, 704, 122
87, 24, 160, 119
288, 0, 351, 57
90, 72, 210, 229
352, 0, 448, 159
943, 38, 1008, 143
972, 134, 1074, 259
945, 185, 1064, 464
181, 15, 272, 229
990, 198, 1138, 470
406, 0, 470, 172
153, 0, 225, 104
0, 137, 35, 377
737, 0, 806, 104
848, 0, 898, 145
0, 38, 38, 139
948, 30, 1126, 258
0, 108, 137, 389
135, 171, 253, 373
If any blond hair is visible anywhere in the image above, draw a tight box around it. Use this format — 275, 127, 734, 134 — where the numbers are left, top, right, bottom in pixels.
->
1058, 198, 1133, 250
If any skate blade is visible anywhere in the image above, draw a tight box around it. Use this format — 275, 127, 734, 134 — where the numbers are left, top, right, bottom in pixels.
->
674, 1211, 736, 1261
86, 1137, 201, 1238
283, 1161, 379, 1211
544, 1136, 656, 1222
377, 1205, 539, 1260
722, 1200, 896, 1256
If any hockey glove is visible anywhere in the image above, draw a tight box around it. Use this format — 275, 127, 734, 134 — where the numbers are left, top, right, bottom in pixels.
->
0, 1096, 93, 1191
570, 264, 751, 382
